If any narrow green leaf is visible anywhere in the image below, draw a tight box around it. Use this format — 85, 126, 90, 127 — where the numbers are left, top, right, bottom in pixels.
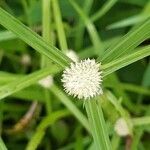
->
131, 129, 143, 150
102, 45, 150, 76
50, 85, 90, 133
75, 0, 93, 50
52, 0, 68, 52
91, 0, 118, 22
132, 116, 150, 126
104, 82, 150, 96
85, 100, 112, 150
0, 7, 71, 67
26, 110, 70, 150
12, 86, 46, 102
142, 62, 150, 87
111, 134, 120, 150
107, 14, 149, 29
0, 67, 61, 100
0, 137, 7, 150
79, 36, 121, 58
100, 18, 150, 63
42, 0, 51, 41
0, 30, 16, 41
68, 0, 103, 56
42, 0, 53, 114
107, 1, 150, 29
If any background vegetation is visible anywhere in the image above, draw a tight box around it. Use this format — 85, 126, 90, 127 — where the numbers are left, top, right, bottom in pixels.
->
0, 0, 150, 150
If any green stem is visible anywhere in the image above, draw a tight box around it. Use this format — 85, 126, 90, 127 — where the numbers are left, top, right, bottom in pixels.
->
91, 0, 118, 22
44, 89, 52, 114
132, 116, 150, 126
42, 0, 52, 114
85, 99, 111, 150
68, 0, 103, 56
52, 0, 68, 52
42, 0, 51, 42
26, 110, 70, 150
50, 84, 90, 133
75, 0, 93, 50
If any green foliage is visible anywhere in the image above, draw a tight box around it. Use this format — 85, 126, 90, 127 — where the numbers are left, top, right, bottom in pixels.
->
0, 137, 7, 150
0, 0, 150, 149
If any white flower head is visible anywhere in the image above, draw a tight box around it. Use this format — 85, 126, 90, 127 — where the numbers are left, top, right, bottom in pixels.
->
38, 75, 53, 89
61, 58, 103, 100
114, 118, 130, 137
66, 50, 79, 62
21, 54, 31, 66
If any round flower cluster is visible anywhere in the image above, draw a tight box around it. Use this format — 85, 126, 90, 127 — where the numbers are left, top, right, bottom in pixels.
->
61, 59, 103, 99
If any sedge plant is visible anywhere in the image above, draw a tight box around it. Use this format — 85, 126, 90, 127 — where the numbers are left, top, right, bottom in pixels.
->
0, 0, 150, 150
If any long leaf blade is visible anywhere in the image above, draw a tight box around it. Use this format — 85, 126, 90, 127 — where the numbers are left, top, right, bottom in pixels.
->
102, 45, 150, 76
100, 18, 150, 63
0, 7, 71, 67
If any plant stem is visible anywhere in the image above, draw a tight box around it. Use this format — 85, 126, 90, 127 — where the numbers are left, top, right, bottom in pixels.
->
132, 117, 150, 126
50, 85, 90, 133
85, 99, 111, 150
42, 0, 52, 114
52, 0, 68, 52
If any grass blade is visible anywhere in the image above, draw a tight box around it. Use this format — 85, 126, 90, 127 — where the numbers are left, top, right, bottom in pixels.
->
0, 30, 16, 42
0, 67, 61, 100
52, 0, 68, 52
104, 82, 150, 96
26, 110, 70, 150
91, 0, 118, 22
0, 137, 7, 150
42, 0, 51, 42
75, 0, 93, 50
41, 0, 53, 114
107, 1, 150, 29
100, 18, 150, 63
132, 116, 150, 126
102, 45, 150, 76
107, 14, 149, 29
50, 85, 90, 133
69, 0, 103, 56
85, 100, 111, 150
0, 7, 71, 67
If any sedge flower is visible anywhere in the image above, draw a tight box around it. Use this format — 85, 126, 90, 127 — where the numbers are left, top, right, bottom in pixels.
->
38, 75, 53, 89
114, 118, 130, 137
66, 50, 79, 62
21, 54, 31, 66
61, 58, 103, 99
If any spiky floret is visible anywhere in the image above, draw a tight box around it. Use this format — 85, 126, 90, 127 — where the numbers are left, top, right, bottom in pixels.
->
61, 58, 103, 99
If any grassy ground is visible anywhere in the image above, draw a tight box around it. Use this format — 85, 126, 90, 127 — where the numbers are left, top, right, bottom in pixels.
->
0, 0, 150, 150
